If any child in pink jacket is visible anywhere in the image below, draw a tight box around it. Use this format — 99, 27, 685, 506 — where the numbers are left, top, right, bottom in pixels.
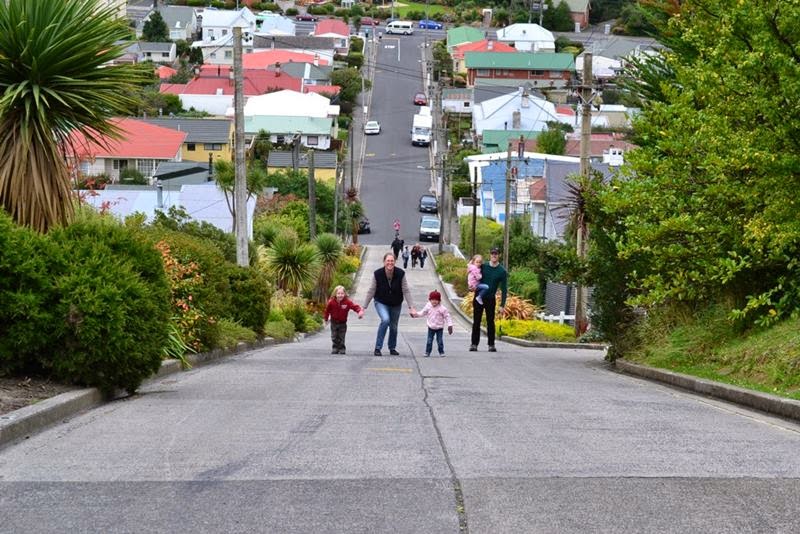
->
415, 290, 454, 357
467, 254, 490, 305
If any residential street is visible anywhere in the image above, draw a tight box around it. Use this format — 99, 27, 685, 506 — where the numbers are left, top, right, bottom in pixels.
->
1, 246, 799, 533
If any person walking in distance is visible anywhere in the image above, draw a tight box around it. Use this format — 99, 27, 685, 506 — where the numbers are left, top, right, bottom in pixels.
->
363, 253, 418, 356
418, 245, 428, 269
391, 235, 404, 261
414, 290, 453, 357
324, 285, 364, 354
410, 244, 420, 268
470, 247, 507, 352
401, 245, 410, 269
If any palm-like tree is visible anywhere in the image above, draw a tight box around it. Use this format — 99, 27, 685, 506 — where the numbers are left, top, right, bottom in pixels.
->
347, 200, 365, 245
313, 233, 343, 303
260, 232, 320, 295
0, 0, 150, 232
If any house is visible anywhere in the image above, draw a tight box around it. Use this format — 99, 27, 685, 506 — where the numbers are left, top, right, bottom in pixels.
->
267, 150, 338, 181
82, 183, 256, 237
280, 62, 333, 86
69, 118, 186, 182
480, 130, 542, 154
141, 118, 234, 164
244, 115, 334, 150
446, 26, 486, 52
138, 41, 177, 64
451, 39, 516, 74
160, 64, 302, 115
465, 51, 575, 88
137, 5, 199, 41
565, 0, 591, 31
472, 86, 560, 136
252, 35, 338, 64
313, 19, 349, 55
254, 11, 296, 36
243, 89, 339, 120
473, 83, 546, 106
495, 23, 555, 53
442, 88, 473, 114
192, 8, 258, 65
575, 53, 622, 82
242, 50, 329, 69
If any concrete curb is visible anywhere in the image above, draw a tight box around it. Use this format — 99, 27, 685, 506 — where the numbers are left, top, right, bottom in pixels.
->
615, 359, 800, 422
429, 251, 606, 351
0, 336, 282, 450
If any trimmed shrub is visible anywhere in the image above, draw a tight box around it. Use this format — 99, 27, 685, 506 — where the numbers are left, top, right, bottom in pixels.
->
214, 318, 258, 350
226, 265, 271, 335
264, 319, 295, 340
497, 319, 576, 343
508, 268, 541, 304
0, 212, 58, 373
46, 217, 171, 394
459, 215, 503, 258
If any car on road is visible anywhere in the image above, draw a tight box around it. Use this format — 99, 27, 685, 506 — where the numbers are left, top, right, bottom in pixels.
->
295, 13, 318, 22
359, 16, 379, 27
419, 194, 438, 213
419, 215, 441, 242
364, 120, 381, 135
418, 19, 443, 30
413, 92, 428, 106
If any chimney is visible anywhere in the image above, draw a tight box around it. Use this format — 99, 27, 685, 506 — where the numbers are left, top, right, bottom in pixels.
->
487, 39, 493, 51
314, 53, 319, 66
512, 110, 521, 129
275, 62, 281, 77
521, 90, 529, 108
217, 65, 220, 77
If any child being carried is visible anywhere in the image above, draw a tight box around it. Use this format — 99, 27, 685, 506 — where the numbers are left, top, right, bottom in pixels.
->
467, 254, 490, 306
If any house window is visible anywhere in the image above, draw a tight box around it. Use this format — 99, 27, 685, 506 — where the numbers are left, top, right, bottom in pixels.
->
306, 136, 318, 146
137, 159, 159, 177
476, 69, 490, 76
276, 135, 285, 144
162, 52, 169, 58
79, 161, 90, 175
464, 102, 470, 108
529, 70, 544, 77
210, 52, 217, 59
203, 143, 223, 150
112, 159, 128, 170
224, 50, 232, 59
549, 70, 562, 79
222, 29, 228, 36
187, 143, 196, 151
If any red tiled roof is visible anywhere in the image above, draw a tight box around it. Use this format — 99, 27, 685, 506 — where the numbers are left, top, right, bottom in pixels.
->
304, 84, 340, 96
243, 50, 329, 69
452, 39, 515, 60
556, 105, 575, 115
68, 118, 186, 159
314, 19, 349, 37
529, 178, 546, 201
160, 64, 301, 96
157, 65, 177, 79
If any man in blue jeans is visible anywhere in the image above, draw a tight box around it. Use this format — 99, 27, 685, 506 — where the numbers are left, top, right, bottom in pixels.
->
363, 253, 417, 355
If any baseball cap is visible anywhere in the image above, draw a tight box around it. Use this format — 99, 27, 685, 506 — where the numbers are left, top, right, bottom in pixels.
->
490, 247, 500, 254
428, 290, 441, 301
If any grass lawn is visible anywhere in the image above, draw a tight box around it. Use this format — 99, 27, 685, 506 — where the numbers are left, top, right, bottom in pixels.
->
377, 1, 450, 17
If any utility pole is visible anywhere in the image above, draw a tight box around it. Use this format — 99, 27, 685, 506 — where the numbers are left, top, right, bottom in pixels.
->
233, 26, 248, 267
349, 122, 354, 192
292, 134, 300, 173
438, 153, 446, 253
333, 165, 340, 235
503, 141, 512, 269
575, 52, 593, 336
471, 164, 478, 257
308, 149, 317, 240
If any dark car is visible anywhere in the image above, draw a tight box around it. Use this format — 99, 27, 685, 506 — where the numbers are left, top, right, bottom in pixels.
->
413, 92, 428, 106
419, 194, 438, 213
295, 13, 318, 22
418, 19, 443, 30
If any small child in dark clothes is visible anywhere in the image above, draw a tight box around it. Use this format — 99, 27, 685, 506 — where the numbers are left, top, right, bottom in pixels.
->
324, 285, 363, 354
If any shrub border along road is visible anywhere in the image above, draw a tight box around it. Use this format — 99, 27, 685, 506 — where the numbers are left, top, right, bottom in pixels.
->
429, 250, 800, 423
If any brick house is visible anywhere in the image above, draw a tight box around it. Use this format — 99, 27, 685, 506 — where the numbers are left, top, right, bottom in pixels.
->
464, 52, 575, 88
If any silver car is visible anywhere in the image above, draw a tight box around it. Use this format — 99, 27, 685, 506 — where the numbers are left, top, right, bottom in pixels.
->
419, 215, 440, 242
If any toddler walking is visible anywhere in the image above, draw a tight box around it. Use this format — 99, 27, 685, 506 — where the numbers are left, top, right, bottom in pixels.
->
415, 290, 453, 357
324, 285, 364, 354
467, 254, 490, 305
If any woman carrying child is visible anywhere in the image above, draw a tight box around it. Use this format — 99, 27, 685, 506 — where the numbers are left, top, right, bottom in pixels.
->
324, 285, 364, 354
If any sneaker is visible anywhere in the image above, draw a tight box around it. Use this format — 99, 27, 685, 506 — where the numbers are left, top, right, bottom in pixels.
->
331, 349, 339, 354
439, 353, 445, 357
475, 295, 483, 305
488, 346, 497, 352
469, 345, 477, 352
339, 350, 346, 355
374, 349, 382, 356
389, 349, 400, 356
424, 353, 430, 358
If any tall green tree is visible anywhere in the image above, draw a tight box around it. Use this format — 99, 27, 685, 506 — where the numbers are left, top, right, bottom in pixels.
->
536, 128, 566, 155
0, 0, 150, 232
142, 10, 170, 42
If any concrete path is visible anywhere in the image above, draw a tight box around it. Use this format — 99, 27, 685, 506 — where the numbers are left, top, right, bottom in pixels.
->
1, 247, 799, 533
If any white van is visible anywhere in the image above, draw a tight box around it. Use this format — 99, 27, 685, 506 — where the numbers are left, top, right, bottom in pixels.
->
386, 20, 414, 35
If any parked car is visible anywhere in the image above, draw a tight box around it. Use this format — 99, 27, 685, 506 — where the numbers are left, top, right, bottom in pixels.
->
359, 16, 379, 27
418, 19, 443, 30
419, 215, 441, 242
364, 120, 381, 135
295, 13, 318, 22
358, 216, 371, 234
419, 194, 438, 213
413, 92, 428, 105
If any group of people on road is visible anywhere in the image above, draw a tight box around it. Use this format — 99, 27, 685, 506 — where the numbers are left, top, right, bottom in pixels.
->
391, 237, 428, 270
324, 246, 507, 357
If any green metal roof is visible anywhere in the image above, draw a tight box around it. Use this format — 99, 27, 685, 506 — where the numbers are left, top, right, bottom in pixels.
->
244, 115, 332, 136
446, 26, 485, 49
465, 52, 575, 71
481, 130, 541, 153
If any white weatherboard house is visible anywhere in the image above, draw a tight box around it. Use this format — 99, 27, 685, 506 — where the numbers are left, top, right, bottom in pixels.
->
472, 87, 559, 136
192, 7, 258, 65
495, 23, 555, 53
242, 89, 340, 119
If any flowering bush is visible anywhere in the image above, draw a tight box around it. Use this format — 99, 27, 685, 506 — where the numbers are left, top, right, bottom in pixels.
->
156, 240, 208, 352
